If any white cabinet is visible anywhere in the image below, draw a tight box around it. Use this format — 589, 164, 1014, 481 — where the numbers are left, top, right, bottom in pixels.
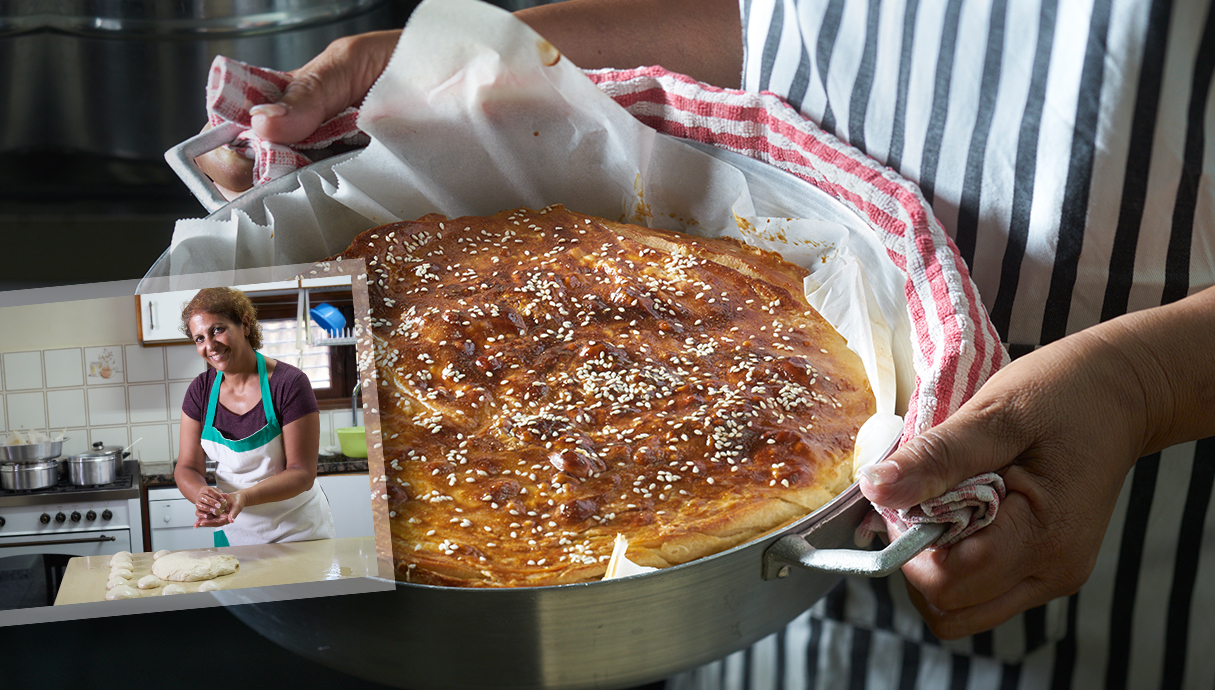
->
147, 485, 215, 551
137, 290, 198, 345
136, 275, 353, 345
317, 473, 373, 539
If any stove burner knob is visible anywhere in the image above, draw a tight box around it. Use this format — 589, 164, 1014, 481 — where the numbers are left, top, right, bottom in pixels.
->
86, 510, 97, 521
70, 511, 82, 523
40, 513, 50, 524
0, 516, 5, 527
101, 509, 113, 521
55, 512, 66, 524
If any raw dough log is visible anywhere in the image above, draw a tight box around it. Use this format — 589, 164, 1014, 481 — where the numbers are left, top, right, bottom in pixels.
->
162, 584, 186, 596
105, 585, 138, 600
197, 581, 221, 592
153, 549, 170, 560
152, 551, 239, 582
137, 575, 161, 589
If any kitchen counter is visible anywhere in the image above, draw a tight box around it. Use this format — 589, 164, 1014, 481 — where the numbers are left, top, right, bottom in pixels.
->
53, 536, 381, 606
141, 454, 369, 486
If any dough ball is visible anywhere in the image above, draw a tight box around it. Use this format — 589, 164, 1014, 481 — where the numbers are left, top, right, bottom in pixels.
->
137, 575, 162, 589
105, 585, 139, 600
161, 584, 186, 596
111, 568, 133, 579
106, 577, 130, 590
152, 551, 239, 582
109, 557, 133, 569
108, 552, 132, 566
197, 580, 221, 592
153, 549, 171, 560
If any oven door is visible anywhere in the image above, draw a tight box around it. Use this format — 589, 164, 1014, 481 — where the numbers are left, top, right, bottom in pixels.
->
0, 529, 131, 558
0, 529, 132, 609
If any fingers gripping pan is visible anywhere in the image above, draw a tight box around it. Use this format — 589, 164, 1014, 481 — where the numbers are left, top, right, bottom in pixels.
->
164, 121, 243, 213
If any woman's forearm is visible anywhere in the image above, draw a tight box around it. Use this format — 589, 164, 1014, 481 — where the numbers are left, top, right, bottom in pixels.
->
238, 467, 316, 508
1107, 284, 1215, 455
516, 0, 743, 88
174, 463, 211, 504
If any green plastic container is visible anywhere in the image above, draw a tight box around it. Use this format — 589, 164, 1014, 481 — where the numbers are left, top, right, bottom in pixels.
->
336, 426, 368, 458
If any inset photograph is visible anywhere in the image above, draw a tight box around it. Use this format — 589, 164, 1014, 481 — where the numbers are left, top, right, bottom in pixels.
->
0, 259, 391, 623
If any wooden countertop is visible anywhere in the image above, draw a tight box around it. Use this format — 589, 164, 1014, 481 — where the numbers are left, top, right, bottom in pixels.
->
55, 537, 381, 606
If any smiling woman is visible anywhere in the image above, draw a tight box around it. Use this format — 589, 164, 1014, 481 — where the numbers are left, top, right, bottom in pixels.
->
173, 287, 336, 547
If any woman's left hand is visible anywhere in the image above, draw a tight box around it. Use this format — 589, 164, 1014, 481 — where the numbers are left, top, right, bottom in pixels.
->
860, 287, 1215, 639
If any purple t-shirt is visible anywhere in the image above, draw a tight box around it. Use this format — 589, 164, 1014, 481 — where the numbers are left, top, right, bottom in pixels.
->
182, 359, 319, 441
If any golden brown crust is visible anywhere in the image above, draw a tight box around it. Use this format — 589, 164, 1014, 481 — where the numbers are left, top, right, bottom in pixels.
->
333, 206, 874, 587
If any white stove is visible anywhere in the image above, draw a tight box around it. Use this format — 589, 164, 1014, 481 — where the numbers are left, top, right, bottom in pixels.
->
0, 460, 144, 605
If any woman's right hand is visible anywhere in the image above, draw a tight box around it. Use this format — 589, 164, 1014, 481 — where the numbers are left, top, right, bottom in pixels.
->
194, 30, 402, 195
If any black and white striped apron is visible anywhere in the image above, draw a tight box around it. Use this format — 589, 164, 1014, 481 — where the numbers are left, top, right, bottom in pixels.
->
672, 0, 1215, 688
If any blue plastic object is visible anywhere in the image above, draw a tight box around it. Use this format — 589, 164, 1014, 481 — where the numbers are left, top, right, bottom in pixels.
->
309, 303, 346, 335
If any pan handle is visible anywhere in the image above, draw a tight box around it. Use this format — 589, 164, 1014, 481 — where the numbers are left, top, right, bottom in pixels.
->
762, 521, 946, 580
163, 121, 244, 214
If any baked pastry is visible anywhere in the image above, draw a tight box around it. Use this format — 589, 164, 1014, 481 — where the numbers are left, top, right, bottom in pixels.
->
333, 205, 874, 586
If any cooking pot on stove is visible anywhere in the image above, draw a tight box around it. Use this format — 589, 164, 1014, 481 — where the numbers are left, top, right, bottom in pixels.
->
0, 460, 60, 491
65, 442, 127, 486
0, 438, 63, 462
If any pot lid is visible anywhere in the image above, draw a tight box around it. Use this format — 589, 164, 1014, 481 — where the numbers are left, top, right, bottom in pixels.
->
71, 442, 123, 460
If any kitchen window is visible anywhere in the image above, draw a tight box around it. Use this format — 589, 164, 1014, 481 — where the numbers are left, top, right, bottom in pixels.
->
247, 290, 359, 411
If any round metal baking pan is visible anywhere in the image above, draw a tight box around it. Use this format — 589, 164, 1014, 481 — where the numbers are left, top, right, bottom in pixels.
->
149, 134, 922, 689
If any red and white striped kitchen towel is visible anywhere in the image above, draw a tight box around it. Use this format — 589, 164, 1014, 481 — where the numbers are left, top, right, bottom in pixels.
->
585, 66, 1011, 547
205, 56, 370, 186
203, 58, 1009, 548
855, 472, 1007, 547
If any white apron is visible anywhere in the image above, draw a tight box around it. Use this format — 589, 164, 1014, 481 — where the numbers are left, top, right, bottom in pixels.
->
200, 352, 335, 546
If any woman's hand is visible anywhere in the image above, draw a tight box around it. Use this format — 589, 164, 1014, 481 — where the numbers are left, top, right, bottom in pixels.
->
193, 486, 231, 527
193, 490, 246, 528
192, 0, 745, 196
860, 287, 1215, 639
194, 30, 402, 195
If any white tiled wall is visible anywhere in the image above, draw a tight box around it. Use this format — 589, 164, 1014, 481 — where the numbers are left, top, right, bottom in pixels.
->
2, 342, 360, 463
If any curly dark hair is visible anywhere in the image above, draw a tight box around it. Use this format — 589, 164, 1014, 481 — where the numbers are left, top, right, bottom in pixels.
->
179, 287, 263, 350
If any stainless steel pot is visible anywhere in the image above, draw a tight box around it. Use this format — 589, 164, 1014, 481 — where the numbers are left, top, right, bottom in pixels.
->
0, 0, 394, 160
0, 439, 63, 462
66, 443, 127, 486
0, 460, 60, 491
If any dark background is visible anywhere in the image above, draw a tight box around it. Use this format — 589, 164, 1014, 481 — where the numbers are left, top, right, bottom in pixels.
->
0, 0, 556, 294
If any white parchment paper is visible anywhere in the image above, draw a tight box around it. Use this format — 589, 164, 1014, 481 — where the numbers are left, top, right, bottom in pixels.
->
164, 0, 908, 454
